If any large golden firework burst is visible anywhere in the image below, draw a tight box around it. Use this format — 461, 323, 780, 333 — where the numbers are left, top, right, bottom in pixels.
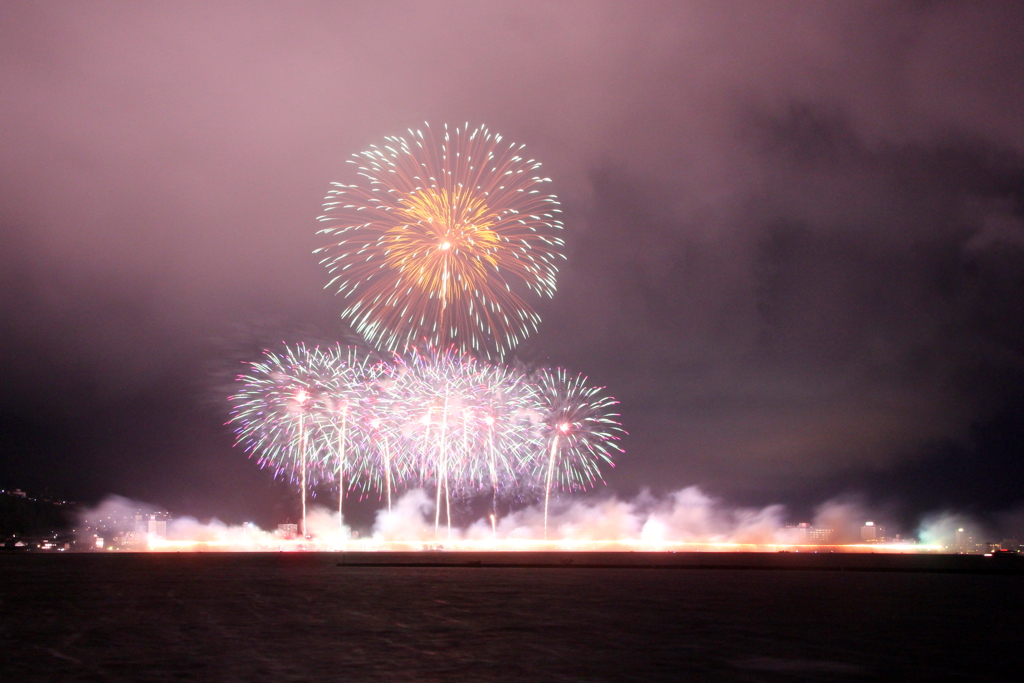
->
315, 123, 564, 358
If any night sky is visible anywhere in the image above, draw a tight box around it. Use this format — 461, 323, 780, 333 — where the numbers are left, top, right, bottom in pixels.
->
2, 2, 1023, 534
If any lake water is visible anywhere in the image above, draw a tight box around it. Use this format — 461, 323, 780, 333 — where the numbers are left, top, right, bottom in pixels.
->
1, 553, 1020, 681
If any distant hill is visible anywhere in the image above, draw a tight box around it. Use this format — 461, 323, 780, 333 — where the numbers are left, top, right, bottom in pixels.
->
0, 491, 75, 537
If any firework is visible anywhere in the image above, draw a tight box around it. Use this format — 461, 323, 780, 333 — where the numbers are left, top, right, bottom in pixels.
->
394, 348, 489, 536
352, 358, 407, 513
230, 345, 623, 539
529, 368, 625, 539
466, 360, 540, 517
315, 345, 381, 527
316, 123, 564, 358
229, 344, 336, 536
393, 349, 552, 534
225, 124, 627, 541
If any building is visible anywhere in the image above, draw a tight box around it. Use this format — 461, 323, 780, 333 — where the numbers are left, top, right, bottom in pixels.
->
147, 518, 167, 538
785, 522, 834, 544
809, 527, 835, 544
110, 531, 146, 550
77, 507, 172, 550
955, 527, 975, 553
277, 524, 298, 539
787, 522, 811, 544
861, 521, 885, 542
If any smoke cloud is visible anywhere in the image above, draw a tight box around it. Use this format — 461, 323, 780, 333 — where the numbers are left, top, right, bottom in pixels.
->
74, 488, 1011, 551
916, 512, 984, 549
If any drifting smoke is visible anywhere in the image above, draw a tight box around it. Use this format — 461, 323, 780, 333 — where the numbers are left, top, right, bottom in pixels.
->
917, 511, 985, 548
78, 494, 157, 528
167, 508, 353, 549
371, 489, 437, 542
75, 488, 968, 551
77, 495, 351, 551
810, 498, 874, 545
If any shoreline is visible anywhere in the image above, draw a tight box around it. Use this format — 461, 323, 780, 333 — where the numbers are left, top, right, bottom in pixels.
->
3, 550, 1021, 574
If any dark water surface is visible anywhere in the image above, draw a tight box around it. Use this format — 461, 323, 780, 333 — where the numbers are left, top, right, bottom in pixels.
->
1, 553, 1020, 681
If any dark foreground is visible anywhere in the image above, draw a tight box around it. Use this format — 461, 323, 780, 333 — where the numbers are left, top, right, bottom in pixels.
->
1, 553, 1021, 682
333, 549, 1024, 573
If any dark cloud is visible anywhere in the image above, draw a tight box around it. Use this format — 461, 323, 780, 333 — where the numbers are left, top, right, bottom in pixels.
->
2, 1, 1023, 529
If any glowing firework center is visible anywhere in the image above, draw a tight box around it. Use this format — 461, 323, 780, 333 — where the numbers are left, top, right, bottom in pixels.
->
230, 124, 623, 541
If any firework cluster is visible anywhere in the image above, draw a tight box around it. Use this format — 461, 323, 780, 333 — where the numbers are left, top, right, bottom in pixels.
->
230, 124, 623, 537
230, 345, 622, 534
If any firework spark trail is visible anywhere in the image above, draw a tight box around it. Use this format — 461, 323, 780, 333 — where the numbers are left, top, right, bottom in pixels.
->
229, 346, 623, 538
318, 345, 379, 527
359, 360, 406, 513
399, 348, 481, 537
530, 368, 625, 539
466, 360, 539, 521
315, 123, 565, 359
228, 344, 337, 536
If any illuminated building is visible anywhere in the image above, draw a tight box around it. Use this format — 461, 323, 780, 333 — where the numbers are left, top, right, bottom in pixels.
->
861, 521, 885, 542
809, 527, 834, 544
785, 522, 834, 544
147, 518, 167, 538
788, 522, 811, 543
955, 527, 975, 553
